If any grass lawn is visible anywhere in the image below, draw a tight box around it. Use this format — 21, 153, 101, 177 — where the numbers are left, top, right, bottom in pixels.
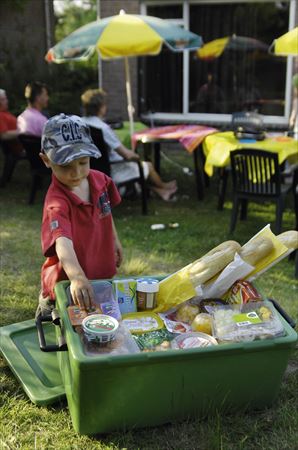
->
0, 146, 297, 449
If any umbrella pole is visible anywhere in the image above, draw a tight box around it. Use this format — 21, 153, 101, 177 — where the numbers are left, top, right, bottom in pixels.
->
97, 50, 103, 89
124, 56, 135, 139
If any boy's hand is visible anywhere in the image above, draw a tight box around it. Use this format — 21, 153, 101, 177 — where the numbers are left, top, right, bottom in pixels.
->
70, 277, 95, 311
55, 237, 95, 311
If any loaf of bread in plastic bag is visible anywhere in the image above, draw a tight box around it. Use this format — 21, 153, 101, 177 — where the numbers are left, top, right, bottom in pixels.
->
189, 240, 241, 286
239, 236, 273, 266
276, 230, 298, 250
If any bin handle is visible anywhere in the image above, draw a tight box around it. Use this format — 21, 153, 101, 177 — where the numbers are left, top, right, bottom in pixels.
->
268, 298, 296, 329
35, 310, 68, 352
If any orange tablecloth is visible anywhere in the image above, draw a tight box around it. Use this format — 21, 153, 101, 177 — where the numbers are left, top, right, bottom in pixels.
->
132, 124, 218, 153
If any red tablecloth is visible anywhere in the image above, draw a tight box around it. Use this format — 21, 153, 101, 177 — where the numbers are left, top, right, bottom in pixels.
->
132, 124, 218, 153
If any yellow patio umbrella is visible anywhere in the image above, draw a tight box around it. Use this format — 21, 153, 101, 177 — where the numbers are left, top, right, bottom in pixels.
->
269, 27, 298, 56
197, 35, 268, 60
45, 10, 203, 137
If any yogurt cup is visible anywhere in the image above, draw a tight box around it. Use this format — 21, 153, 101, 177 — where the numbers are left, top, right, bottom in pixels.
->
82, 314, 119, 343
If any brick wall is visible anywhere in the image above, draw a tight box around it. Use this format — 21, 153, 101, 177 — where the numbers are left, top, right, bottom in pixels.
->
100, 0, 139, 122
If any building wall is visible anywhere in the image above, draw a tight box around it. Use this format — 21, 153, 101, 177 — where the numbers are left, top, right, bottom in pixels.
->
0, 0, 54, 110
101, 0, 139, 121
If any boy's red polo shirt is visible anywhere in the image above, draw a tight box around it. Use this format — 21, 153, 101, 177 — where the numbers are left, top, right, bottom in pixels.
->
41, 169, 121, 299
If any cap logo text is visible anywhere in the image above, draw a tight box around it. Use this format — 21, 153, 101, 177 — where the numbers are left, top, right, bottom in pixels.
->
61, 122, 82, 142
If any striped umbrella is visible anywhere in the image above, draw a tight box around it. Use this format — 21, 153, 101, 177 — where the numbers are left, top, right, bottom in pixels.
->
269, 27, 298, 56
197, 35, 268, 60
46, 10, 203, 136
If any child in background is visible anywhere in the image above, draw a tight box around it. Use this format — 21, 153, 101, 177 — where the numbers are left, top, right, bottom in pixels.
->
37, 113, 122, 317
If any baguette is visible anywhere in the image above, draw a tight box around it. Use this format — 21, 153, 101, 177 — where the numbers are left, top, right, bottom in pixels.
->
239, 236, 273, 266
188, 240, 241, 286
276, 231, 298, 250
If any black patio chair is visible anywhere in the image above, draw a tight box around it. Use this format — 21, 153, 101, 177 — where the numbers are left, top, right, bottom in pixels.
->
89, 126, 148, 215
88, 126, 111, 176
18, 134, 51, 204
229, 148, 292, 234
291, 166, 298, 278
0, 138, 28, 187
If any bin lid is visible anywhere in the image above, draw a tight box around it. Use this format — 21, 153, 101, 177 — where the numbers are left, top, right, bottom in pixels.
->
0, 319, 65, 405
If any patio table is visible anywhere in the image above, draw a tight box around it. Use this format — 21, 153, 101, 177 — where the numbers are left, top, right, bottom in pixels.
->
114, 121, 146, 149
203, 131, 298, 177
202, 131, 298, 209
131, 124, 218, 200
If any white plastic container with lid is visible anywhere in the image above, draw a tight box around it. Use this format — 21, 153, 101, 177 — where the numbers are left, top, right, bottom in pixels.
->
136, 278, 159, 310
82, 314, 119, 343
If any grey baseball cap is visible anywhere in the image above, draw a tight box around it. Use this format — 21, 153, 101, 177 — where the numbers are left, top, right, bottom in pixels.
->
41, 113, 101, 165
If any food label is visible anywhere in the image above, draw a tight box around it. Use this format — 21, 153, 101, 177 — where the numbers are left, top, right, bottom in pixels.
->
100, 301, 121, 320
179, 337, 212, 349
113, 279, 137, 314
84, 317, 116, 332
68, 305, 102, 326
233, 311, 262, 327
229, 280, 262, 305
136, 291, 147, 310
123, 316, 159, 332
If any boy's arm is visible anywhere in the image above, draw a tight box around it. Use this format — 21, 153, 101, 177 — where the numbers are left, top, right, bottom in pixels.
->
112, 217, 123, 268
55, 236, 94, 310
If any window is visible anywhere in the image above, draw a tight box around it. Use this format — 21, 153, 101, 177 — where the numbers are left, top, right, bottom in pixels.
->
139, 4, 183, 113
139, 1, 294, 122
189, 2, 289, 115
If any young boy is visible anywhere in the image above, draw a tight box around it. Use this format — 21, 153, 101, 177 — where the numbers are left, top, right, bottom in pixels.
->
37, 113, 122, 316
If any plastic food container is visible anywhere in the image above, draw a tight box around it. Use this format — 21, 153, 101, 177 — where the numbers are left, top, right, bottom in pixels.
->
92, 281, 122, 321
136, 278, 159, 310
212, 301, 285, 343
133, 329, 175, 352
171, 332, 218, 349
66, 281, 121, 321
80, 323, 140, 356
82, 314, 119, 343
122, 312, 164, 334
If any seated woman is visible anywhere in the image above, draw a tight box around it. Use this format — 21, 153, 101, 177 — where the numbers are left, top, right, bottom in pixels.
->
81, 89, 177, 201
0, 89, 23, 155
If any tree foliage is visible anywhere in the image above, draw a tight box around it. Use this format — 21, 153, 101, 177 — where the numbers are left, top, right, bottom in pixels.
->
51, 0, 99, 102
55, 0, 97, 42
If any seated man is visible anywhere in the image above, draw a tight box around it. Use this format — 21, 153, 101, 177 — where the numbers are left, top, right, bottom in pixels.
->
17, 81, 49, 136
0, 88, 23, 155
81, 88, 177, 201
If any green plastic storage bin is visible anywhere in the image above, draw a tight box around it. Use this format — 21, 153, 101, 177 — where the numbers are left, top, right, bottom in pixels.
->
1, 278, 296, 436
53, 280, 297, 435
